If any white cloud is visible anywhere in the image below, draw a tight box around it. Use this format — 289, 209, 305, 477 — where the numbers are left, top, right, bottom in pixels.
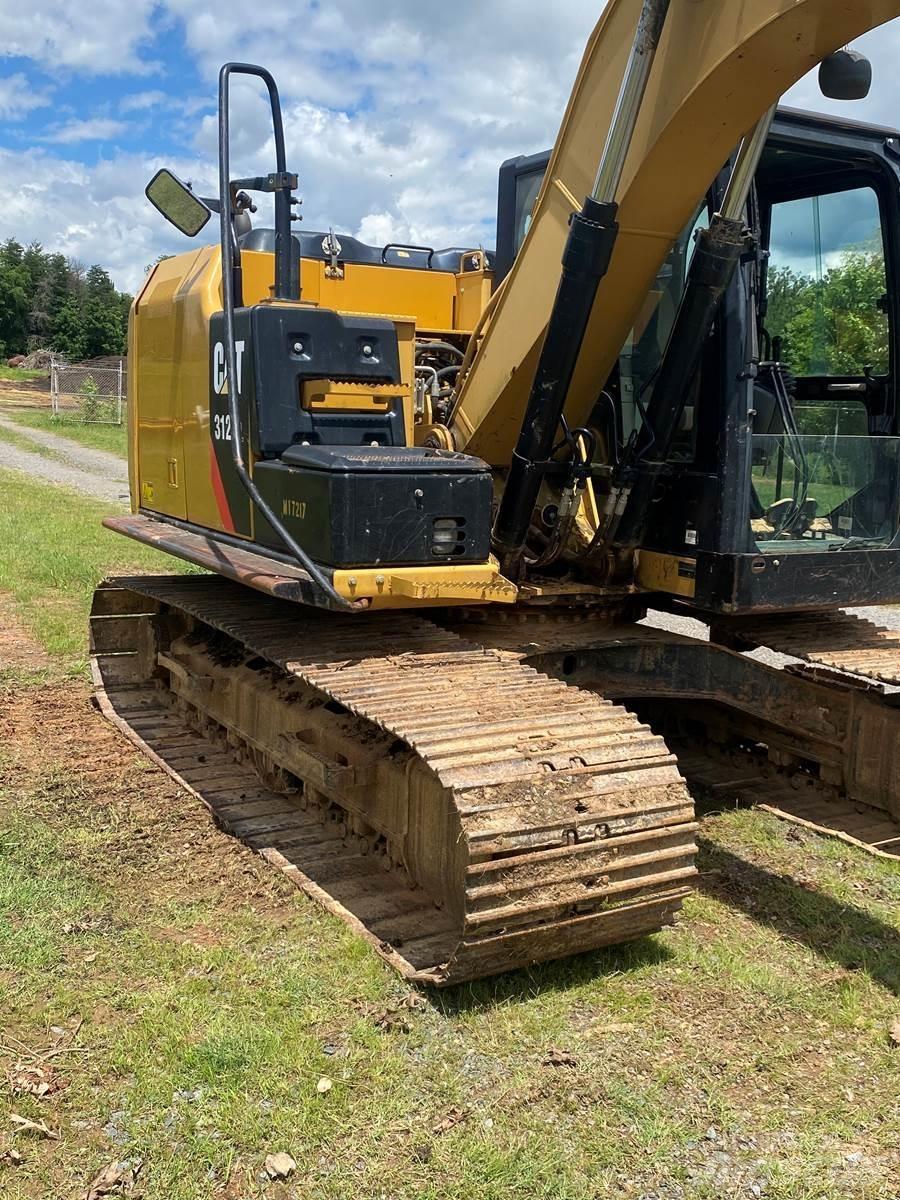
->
120, 90, 168, 113
0, 73, 51, 120
0, 145, 216, 292
41, 118, 129, 145
169, 0, 600, 264
5, 2, 900, 293
0, 0, 160, 74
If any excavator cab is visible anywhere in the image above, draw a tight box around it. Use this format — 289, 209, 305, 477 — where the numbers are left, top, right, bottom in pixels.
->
495, 107, 900, 612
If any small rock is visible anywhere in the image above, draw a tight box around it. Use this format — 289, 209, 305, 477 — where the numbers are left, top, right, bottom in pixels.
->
889, 1018, 900, 1047
102, 1114, 131, 1147
264, 1152, 297, 1181
846, 1151, 864, 1165
316, 1077, 333, 1095
704, 1126, 719, 1142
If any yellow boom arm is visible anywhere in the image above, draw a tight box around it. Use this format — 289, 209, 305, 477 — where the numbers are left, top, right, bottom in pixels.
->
452, 0, 900, 466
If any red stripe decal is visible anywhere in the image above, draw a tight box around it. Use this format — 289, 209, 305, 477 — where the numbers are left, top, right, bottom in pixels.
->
209, 443, 237, 534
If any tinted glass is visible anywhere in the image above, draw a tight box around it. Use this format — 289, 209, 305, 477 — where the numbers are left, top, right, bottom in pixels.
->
766, 187, 888, 377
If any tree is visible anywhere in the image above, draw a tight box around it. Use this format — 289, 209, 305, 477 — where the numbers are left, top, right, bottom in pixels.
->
52, 295, 87, 361
0, 239, 30, 358
0, 241, 130, 359
81, 264, 126, 358
34, 254, 71, 348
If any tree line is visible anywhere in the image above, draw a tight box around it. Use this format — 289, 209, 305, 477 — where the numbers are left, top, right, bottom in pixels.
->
0, 239, 132, 363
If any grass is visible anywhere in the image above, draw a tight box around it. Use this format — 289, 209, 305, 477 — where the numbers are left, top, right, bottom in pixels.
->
1, 733, 899, 1200
0, 367, 45, 382
753, 473, 852, 516
0, 468, 189, 673
1, 472, 899, 1198
0, 408, 128, 458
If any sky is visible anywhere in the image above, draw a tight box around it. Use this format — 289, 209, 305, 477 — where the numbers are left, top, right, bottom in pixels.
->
1, 2, 900, 295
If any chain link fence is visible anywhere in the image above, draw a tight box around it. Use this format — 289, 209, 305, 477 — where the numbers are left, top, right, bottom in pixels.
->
51, 357, 125, 424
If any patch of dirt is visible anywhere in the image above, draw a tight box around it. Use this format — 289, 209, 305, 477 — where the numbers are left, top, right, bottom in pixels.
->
0, 679, 297, 920
0, 595, 49, 671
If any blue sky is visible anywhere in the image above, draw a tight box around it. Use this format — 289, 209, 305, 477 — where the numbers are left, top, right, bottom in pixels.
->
2, 2, 900, 293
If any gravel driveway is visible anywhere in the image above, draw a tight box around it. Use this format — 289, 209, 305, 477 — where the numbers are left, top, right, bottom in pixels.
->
0, 416, 129, 507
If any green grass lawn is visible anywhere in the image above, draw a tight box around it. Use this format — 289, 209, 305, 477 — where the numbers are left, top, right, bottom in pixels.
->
0, 468, 187, 675
2, 705, 899, 1200
0, 367, 45, 382
1, 472, 899, 1199
0, 408, 128, 458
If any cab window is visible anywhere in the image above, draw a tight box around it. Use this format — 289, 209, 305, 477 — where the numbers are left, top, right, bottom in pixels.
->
765, 185, 889, 381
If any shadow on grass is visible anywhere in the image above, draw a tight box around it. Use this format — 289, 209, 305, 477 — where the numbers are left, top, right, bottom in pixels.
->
431, 933, 672, 1015
698, 838, 900, 995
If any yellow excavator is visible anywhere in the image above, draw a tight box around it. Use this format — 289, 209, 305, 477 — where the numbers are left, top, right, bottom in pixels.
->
92, 0, 900, 985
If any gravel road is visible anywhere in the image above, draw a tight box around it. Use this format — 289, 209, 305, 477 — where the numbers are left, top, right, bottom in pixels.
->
0, 418, 129, 506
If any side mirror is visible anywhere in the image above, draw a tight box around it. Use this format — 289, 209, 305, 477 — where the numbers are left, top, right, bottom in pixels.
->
819, 48, 872, 101
145, 169, 213, 237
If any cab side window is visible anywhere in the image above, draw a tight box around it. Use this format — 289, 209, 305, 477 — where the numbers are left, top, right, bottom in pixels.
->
766, 186, 889, 381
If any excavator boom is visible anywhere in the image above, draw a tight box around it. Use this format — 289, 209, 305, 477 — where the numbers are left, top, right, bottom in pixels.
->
453, 0, 900, 464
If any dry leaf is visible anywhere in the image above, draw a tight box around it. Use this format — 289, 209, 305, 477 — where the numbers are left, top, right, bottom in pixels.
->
373, 1010, 411, 1034
7, 1063, 65, 1099
84, 1159, 142, 1199
542, 1048, 577, 1068
316, 1077, 332, 1094
889, 1018, 900, 1047
0, 1148, 23, 1166
264, 1152, 297, 1180
432, 1107, 466, 1135
9, 1113, 59, 1140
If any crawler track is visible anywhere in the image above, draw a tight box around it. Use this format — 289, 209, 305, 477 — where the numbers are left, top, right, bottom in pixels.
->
711, 609, 900, 684
445, 608, 900, 858
90, 576, 697, 985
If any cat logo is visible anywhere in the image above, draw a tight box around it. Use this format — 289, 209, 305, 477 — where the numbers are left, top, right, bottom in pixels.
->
212, 340, 246, 395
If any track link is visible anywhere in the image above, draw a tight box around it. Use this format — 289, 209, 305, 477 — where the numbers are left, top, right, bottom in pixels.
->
90, 576, 697, 986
